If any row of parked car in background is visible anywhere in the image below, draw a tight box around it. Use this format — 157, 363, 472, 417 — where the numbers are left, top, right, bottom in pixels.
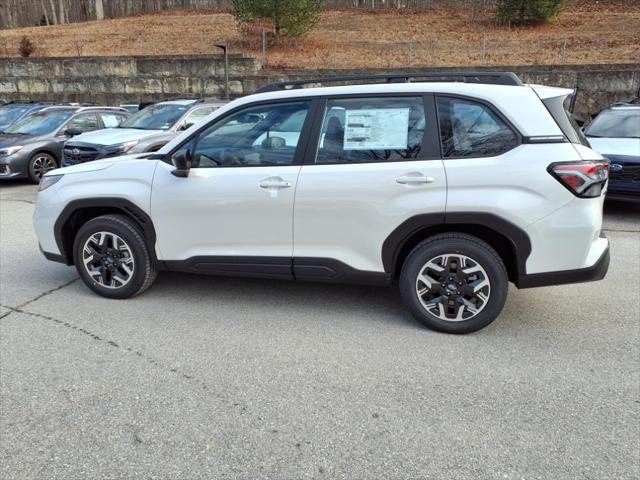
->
0, 98, 227, 183
0, 94, 638, 199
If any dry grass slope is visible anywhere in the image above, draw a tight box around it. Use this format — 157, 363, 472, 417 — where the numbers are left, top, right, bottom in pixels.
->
0, 2, 638, 68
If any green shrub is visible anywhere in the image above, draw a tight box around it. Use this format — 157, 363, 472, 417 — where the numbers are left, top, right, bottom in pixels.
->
496, 0, 565, 26
232, 0, 323, 37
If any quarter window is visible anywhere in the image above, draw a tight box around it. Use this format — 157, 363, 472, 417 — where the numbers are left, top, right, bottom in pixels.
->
437, 97, 518, 158
315, 97, 426, 164
188, 101, 310, 168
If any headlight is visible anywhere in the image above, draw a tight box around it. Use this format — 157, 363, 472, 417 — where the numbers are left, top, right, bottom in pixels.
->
38, 174, 63, 191
107, 140, 139, 155
0, 146, 23, 157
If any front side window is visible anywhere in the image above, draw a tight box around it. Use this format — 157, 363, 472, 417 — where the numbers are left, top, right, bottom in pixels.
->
186, 101, 310, 168
100, 113, 126, 128
120, 104, 189, 131
183, 106, 218, 128
437, 97, 518, 158
4, 110, 74, 136
315, 97, 426, 164
66, 113, 99, 133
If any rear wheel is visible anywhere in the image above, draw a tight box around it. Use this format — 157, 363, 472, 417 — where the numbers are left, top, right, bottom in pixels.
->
399, 233, 508, 334
28, 152, 57, 183
73, 215, 158, 299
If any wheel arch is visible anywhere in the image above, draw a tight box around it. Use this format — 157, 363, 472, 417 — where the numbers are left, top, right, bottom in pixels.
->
382, 213, 532, 286
54, 198, 157, 266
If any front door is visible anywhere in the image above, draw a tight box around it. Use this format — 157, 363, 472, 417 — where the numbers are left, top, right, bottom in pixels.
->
151, 100, 313, 278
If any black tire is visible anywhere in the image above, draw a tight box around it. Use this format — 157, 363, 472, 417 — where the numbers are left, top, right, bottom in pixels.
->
27, 152, 57, 184
73, 215, 158, 299
399, 233, 508, 334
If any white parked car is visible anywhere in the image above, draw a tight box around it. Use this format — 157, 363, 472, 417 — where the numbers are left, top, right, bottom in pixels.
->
33, 72, 610, 333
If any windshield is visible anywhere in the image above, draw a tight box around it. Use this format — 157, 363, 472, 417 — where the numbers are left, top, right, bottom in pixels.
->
585, 109, 640, 138
119, 104, 189, 131
4, 110, 74, 135
0, 105, 34, 128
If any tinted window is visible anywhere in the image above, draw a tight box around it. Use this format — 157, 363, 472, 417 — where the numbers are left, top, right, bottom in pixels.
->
120, 104, 189, 131
4, 110, 74, 135
66, 113, 99, 133
315, 97, 425, 164
585, 108, 640, 139
437, 97, 518, 158
188, 101, 310, 168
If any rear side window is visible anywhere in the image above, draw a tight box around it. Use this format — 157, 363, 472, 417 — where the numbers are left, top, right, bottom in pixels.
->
437, 97, 518, 158
315, 97, 426, 164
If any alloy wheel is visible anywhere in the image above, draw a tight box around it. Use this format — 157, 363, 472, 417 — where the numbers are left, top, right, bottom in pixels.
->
32, 155, 57, 179
82, 231, 135, 289
415, 253, 491, 322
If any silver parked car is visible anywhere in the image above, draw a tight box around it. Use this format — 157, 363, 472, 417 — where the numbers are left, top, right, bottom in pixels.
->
63, 99, 227, 165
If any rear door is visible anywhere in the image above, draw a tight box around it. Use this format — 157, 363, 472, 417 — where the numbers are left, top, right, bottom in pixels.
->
292, 94, 447, 279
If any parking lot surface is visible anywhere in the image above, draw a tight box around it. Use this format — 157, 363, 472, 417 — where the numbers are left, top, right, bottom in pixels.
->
1, 182, 639, 480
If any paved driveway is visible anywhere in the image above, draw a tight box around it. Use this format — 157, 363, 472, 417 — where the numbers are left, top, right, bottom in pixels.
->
1, 183, 639, 480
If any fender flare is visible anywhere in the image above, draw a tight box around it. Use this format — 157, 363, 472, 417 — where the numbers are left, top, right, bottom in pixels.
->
381, 212, 532, 281
54, 198, 157, 265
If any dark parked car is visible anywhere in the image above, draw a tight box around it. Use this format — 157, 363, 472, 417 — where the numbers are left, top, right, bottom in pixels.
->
585, 102, 640, 201
0, 102, 57, 132
0, 106, 129, 183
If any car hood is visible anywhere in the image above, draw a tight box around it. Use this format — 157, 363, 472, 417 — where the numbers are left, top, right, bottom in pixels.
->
587, 137, 640, 157
69, 128, 165, 146
0, 133, 42, 147
51, 152, 152, 175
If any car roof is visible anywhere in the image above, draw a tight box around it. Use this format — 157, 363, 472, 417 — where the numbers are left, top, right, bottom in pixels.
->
157, 99, 200, 106
159, 81, 566, 155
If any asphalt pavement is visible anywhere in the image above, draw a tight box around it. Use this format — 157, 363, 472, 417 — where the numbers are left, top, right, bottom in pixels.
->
1, 182, 639, 480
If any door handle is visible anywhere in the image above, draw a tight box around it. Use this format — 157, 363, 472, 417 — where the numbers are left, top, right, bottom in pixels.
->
259, 177, 292, 189
396, 174, 435, 185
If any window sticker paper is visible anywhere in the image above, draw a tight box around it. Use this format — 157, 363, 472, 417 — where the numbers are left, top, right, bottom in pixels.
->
343, 108, 409, 150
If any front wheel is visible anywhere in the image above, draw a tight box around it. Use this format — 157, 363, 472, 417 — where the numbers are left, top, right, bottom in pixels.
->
73, 215, 158, 299
28, 152, 57, 183
399, 233, 508, 334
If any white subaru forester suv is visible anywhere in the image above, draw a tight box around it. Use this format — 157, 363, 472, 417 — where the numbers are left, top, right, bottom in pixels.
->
33, 72, 610, 333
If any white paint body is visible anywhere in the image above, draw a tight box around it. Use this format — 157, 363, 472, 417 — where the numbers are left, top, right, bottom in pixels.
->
34, 81, 608, 279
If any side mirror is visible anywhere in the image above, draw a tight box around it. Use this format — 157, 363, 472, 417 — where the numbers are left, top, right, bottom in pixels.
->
171, 151, 191, 178
179, 122, 195, 131
64, 128, 82, 137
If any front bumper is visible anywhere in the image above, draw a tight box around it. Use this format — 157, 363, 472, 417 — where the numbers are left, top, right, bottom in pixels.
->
517, 237, 610, 288
0, 152, 30, 179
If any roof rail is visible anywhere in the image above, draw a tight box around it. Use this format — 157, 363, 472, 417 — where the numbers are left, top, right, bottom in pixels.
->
255, 71, 523, 93
77, 106, 128, 112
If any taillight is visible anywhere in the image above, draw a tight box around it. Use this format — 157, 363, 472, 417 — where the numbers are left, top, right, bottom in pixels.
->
548, 160, 609, 198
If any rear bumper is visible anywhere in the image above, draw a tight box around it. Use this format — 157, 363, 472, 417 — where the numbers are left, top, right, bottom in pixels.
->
517, 241, 610, 288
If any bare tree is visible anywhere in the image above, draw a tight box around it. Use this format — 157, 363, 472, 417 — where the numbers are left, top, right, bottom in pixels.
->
95, 0, 104, 20
48, 0, 58, 24
58, 0, 65, 24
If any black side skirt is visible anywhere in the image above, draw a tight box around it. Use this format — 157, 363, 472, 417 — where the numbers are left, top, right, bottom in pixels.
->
163, 257, 391, 286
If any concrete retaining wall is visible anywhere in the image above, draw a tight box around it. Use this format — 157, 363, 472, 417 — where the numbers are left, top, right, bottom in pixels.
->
0, 56, 638, 118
